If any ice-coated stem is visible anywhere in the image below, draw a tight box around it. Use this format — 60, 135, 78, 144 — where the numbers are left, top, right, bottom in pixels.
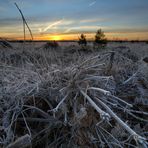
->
88, 87, 111, 96
80, 90, 110, 121
49, 94, 69, 113
94, 97, 147, 146
88, 87, 133, 107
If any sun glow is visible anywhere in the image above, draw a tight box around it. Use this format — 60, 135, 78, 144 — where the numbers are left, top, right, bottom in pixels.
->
51, 35, 61, 41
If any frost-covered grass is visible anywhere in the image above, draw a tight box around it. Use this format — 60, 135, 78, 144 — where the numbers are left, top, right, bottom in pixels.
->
0, 42, 148, 148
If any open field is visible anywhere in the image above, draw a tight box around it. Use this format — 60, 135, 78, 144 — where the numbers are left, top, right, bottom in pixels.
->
0, 41, 148, 147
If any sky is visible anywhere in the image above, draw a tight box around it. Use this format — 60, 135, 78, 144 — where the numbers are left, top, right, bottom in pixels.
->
0, 0, 148, 40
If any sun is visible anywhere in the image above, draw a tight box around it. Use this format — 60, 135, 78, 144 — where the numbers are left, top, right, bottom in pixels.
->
51, 36, 61, 41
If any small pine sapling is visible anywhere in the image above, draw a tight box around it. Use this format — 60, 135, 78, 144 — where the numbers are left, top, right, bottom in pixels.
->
94, 29, 107, 49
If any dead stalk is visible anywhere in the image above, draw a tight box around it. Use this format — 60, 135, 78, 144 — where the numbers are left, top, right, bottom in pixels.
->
80, 90, 110, 121
94, 97, 147, 146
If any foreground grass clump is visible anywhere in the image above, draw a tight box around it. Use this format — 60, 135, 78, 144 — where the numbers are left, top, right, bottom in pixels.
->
0, 42, 148, 148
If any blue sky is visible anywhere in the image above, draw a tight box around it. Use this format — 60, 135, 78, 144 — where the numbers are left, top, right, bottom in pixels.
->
0, 0, 148, 40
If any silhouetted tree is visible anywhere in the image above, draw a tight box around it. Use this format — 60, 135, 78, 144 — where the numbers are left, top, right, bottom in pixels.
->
94, 29, 107, 49
78, 34, 87, 46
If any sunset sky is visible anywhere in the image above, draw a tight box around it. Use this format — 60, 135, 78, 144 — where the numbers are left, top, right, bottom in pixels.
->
0, 0, 148, 40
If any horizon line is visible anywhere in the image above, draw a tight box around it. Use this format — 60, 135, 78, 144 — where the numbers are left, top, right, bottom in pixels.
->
1, 39, 148, 42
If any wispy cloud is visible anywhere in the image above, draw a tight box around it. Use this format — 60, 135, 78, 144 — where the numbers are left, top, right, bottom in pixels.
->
64, 25, 106, 33
89, 1, 96, 7
80, 18, 106, 23
39, 19, 63, 33
39, 19, 75, 33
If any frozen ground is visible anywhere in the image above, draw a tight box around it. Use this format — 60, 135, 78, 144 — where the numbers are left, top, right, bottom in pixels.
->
0, 41, 148, 148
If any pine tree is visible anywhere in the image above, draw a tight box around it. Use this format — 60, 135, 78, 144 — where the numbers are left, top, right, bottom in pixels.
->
94, 29, 107, 48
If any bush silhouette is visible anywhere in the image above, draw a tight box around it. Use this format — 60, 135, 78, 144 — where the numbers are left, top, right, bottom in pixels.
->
78, 34, 87, 46
94, 29, 107, 48
43, 41, 59, 49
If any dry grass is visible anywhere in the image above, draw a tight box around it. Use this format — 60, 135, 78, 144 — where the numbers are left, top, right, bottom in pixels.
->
0, 42, 148, 148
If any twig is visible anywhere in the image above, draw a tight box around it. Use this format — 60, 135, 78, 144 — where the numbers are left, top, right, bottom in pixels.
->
48, 93, 69, 113
84, 63, 105, 70
23, 105, 50, 118
17, 117, 59, 123
88, 87, 111, 96
84, 75, 112, 81
88, 87, 133, 107
99, 126, 123, 148
21, 112, 32, 137
6, 134, 31, 148
80, 89, 110, 121
109, 95, 133, 108
94, 97, 147, 146
123, 71, 138, 85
